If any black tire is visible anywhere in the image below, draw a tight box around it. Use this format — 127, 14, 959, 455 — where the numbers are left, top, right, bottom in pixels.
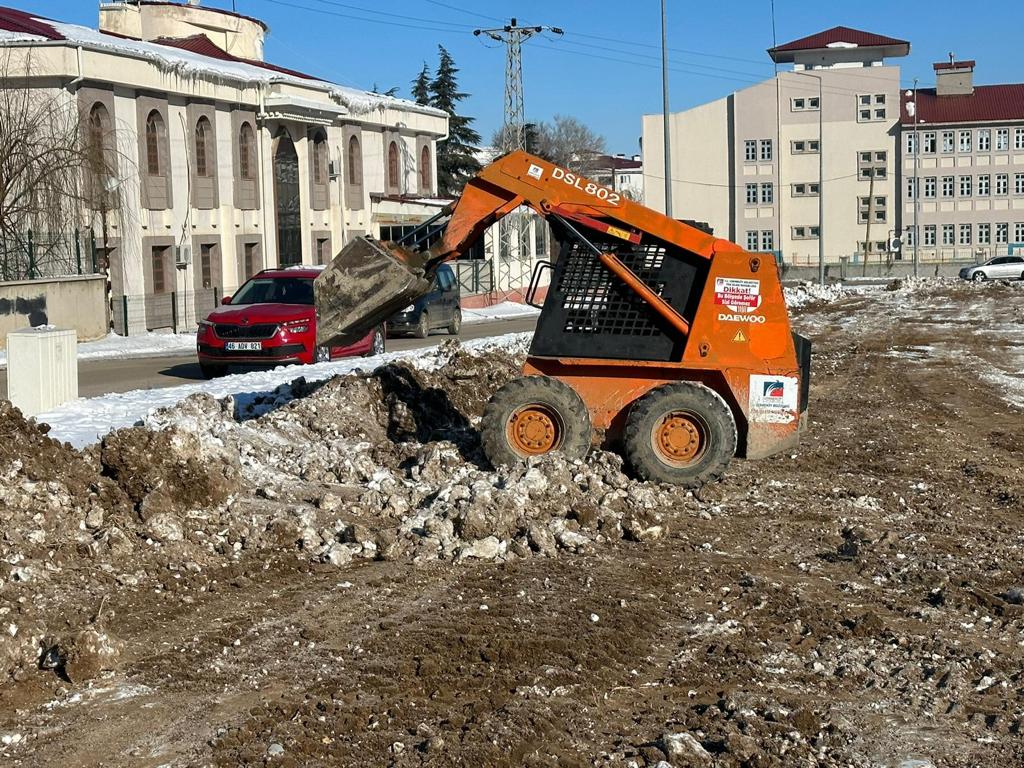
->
200, 362, 226, 379
414, 310, 430, 339
623, 382, 737, 487
972, 271, 987, 282
365, 327, 385, 357
447, 308, 462, 335
481, 376, 592, 467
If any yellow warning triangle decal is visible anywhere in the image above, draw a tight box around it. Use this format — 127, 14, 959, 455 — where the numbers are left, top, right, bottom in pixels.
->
733, 329, 747, 343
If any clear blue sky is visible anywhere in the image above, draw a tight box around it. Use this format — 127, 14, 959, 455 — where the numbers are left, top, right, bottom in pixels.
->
22, 0, 1024, 153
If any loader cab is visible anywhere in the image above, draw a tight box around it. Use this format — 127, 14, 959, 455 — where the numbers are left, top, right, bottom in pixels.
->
386, 263, 462, 338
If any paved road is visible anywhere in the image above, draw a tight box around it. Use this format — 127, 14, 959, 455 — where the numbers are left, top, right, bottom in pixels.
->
0, 316, 539, 400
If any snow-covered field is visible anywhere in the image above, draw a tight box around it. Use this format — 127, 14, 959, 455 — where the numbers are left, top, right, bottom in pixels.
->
36, 333, 532, 449
0, 331, 197, 369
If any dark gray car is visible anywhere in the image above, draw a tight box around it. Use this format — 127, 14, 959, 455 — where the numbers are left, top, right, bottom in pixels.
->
959, 255, 1024, 282
386, 263, 461, 338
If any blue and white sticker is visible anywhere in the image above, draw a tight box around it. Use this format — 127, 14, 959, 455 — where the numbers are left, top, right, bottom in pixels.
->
749, 374, 798, 424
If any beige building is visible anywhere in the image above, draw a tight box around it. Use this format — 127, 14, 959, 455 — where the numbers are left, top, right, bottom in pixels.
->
643, 27, 909, 266
0, 1, 447, 333
901, 61, 1024, 261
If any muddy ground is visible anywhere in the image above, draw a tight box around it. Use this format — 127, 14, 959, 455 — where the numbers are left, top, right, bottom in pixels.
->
0, 280, 1022, 767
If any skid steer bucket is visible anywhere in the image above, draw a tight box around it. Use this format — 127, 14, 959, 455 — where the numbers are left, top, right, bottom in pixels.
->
314, 237, 434, 348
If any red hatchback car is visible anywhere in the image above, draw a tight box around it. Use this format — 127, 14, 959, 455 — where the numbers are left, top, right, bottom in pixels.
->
196, 267, 385, 378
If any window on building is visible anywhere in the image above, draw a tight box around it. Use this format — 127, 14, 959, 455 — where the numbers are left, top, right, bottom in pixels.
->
978, 223, 991, 244
745, 183, 758, 204
792, 182, 819, 197
760, 183, 774, 204
744, 140, 757, 162
759, 139, 773, 161
312, 130, 328, 185
1001, 128, 1014, 151
858, 150, 887, 180
347, 135, 362, 186
959, 176, 972, 197
1015, 222, 1024, 244
419, 145, 432, 191
924, 177, 936, 198
941, 130, 955, 153
199, 243, 213, 289
239, 122, 255, 180
195, 117, 211, 177
745, 231, 758, 251
941, 176, 955, 197
243, 242, 259, 278
923, 132, 936, 153
316, 237, 330, 266
905, 132, 917, 154
996, 174, 1009, 195
905, 227, 915, 247
959, 223, 972, 245
145, 110, 163, 176
978, 174, 990, 196
387, 141, 400, 188
906, 177, 917, 199
996, 223, 1009, 243
958, 130, 972, 153
151, 246, 167, 293
1016, 173, 1024, 196
857, 93, 887, 121
942, 224, 955, 245
791, 140, 819, 154
858, 195, 887, 224
790, 96, 819, 111
924, 225, 936, 246
978, 129, 991, 152
1015, 128, 1024, 150
791, 225, 819, 240
760, 230, 774, 251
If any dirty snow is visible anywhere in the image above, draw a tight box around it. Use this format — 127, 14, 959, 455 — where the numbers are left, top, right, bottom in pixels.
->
0, 331, 196, 369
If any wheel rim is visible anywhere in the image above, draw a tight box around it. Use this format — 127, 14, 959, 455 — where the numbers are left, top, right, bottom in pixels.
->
507, 404, 563, 456
651, 410, 709, 467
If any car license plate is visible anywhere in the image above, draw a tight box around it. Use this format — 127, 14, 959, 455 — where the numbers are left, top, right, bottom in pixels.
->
225, 341, 262, 351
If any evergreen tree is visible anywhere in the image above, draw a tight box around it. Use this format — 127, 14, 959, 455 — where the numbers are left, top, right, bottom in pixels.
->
429, 45, 481, 197
411, 62, 431, 106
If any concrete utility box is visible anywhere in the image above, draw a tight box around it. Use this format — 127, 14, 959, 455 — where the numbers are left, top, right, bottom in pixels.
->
6, 328, 78, 417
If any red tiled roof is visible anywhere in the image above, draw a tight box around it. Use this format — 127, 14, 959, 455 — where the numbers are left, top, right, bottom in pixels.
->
933, 60, 975, 71
138, 1, 268, 31
0, 6, 62, 39
595, 155, 642, 171
901, 84, 1024, 125
770, 26, 909, 54
152, 34, 317, 80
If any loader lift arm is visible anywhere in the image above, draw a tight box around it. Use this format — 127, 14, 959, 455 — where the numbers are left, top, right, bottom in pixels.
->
315, 150, 810, 487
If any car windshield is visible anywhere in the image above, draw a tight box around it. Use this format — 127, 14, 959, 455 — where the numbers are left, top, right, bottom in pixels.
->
231, 277, 314, 306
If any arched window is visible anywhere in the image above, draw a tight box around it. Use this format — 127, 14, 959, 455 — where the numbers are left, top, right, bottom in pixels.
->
88, 103, 108, 156
312, 130, 328, 185
419, 145, 431, 191
387, 141, 399, 189
239, 121, 255, 179
195, 116, 212, 177
145, 110, 163, 176
347, 134, 361, 186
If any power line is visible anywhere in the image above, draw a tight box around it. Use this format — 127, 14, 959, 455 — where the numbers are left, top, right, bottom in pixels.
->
422, 0, 502, 23
250, 0, 470, 34
301, 0, 475, 28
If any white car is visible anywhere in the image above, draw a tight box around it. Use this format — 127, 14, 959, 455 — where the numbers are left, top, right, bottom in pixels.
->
959, 255, 1024, 282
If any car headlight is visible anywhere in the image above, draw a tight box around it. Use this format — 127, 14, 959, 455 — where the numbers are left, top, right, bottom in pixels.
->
283, 321, 309, 334
404, 305, 415, 312
198, 319, 213, 328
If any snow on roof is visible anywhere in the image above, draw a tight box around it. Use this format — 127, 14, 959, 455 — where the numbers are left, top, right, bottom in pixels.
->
0, 7, 445, 119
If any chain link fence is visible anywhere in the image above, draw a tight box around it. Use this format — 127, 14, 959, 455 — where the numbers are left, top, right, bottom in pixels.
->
0, 229, 101, 281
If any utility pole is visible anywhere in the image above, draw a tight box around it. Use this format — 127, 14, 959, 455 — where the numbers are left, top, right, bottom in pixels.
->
474, 19, 562, 296
660, 0, 672, 218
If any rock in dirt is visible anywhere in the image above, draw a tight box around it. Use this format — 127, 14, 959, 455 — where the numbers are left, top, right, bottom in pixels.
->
52, 629, 124, 684
660, 732, 712, 766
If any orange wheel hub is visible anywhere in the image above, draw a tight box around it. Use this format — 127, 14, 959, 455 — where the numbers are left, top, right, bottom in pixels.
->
652, 411, 707, 466
508, 404, 562, 456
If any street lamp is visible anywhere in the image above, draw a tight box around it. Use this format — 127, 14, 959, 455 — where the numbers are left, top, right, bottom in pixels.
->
793, 70, 824, 285
911, 79, 920, 278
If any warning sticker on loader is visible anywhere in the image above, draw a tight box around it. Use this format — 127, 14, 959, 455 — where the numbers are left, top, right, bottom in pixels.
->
714, 277, 761, 313
748, 374, 798, 424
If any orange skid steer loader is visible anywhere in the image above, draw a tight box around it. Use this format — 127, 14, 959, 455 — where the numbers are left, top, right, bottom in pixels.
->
315, 151, 810, 485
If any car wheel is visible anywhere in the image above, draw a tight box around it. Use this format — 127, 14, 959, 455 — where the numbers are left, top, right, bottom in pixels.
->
622, 382, 737, 487
366, 328, 385, 357
315, 345, 331, 363
447, 308, 462, 335
972, 271, 987, 282
200, 362, 226, 379
414, 310, 430, 339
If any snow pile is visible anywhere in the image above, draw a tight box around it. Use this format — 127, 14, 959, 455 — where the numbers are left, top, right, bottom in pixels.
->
462, 301, 541, 325
783, 281, 848, 309
0, 331, 196, 369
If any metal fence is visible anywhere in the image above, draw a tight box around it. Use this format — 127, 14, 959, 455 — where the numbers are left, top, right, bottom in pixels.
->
454, 259, 494, 295
112, 288, 221, 335
0, 230, 101, 282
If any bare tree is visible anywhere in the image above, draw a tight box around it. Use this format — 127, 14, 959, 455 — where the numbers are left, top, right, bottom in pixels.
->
491, 115, 606, 176
0, 50, 125, 279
